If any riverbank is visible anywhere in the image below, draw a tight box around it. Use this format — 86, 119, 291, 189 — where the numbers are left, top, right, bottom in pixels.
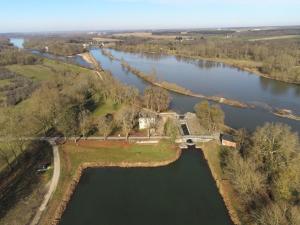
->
199, 141, 241, 225
78, 52, 103, 79
39, 140, 180, 225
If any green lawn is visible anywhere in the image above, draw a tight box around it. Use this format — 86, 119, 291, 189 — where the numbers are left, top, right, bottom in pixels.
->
6, 59, 94, 82
92, 99, 123, 117
64, 140, 177, 175
0, 78, 11, 87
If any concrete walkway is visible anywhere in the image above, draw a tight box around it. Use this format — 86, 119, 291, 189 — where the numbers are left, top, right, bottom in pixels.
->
30, 141, 60, 225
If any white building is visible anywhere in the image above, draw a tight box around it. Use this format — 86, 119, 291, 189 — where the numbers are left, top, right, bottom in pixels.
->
139, 117, 156, 130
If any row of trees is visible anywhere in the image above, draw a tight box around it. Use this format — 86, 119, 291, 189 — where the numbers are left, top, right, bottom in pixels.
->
221, 123, 300, 224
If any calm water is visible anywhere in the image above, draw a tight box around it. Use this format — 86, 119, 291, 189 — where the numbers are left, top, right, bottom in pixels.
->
59, 147, 233, 225
91, 48, 300, 132
10, 38, 24, 48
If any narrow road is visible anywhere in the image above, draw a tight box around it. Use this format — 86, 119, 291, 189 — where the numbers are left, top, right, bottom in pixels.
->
30, 141, 60, 225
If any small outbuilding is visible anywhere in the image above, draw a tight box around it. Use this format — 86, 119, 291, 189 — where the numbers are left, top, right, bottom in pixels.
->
221, 134, 237, 148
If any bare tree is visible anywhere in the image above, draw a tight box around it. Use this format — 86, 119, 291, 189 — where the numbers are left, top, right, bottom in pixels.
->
225, 151, 267, 203
97, 116, 113, 139
143, 86, 170, 112
117, 106, 138, 140
79, 110, 93, 139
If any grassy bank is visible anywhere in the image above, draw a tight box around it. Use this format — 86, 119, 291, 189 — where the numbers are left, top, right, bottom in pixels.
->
39, 140, 179, 225
199, 141, 241, 225
92, 99, 123, 117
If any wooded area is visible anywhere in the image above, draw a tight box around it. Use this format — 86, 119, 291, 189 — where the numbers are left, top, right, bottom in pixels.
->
24, 37, 87, 56
221, 123, 300, 224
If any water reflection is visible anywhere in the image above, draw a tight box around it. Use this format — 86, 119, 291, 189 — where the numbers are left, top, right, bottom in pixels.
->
59, 148, 233, 225
259, 76, 300, 96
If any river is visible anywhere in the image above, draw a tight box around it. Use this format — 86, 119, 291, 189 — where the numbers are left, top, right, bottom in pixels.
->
91, 48, 300, 132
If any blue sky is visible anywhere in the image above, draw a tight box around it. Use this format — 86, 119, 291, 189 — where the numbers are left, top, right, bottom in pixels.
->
1, 0, 300, 32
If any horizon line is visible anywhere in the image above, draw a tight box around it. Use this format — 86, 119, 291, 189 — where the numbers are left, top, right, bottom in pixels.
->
1, 24, 300, 35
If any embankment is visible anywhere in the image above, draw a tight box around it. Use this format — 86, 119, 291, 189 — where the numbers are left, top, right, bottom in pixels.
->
200, 144, 241, 225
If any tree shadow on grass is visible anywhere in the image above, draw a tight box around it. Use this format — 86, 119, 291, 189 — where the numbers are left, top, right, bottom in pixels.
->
0, 141, 52, 220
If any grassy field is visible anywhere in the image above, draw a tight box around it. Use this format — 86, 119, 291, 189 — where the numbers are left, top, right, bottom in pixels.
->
40, 140, 177, 225
63, 140, 177, 175
92, 99, 123, 117
0, 79, 11, 87
6, 59, 94, 82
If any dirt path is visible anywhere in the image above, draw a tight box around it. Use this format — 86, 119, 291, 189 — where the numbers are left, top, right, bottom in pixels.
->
30, 141, 60, 225
78, 52, 103, 79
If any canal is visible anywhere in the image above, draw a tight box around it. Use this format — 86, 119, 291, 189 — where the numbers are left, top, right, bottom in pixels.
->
59, 146, 233, 225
